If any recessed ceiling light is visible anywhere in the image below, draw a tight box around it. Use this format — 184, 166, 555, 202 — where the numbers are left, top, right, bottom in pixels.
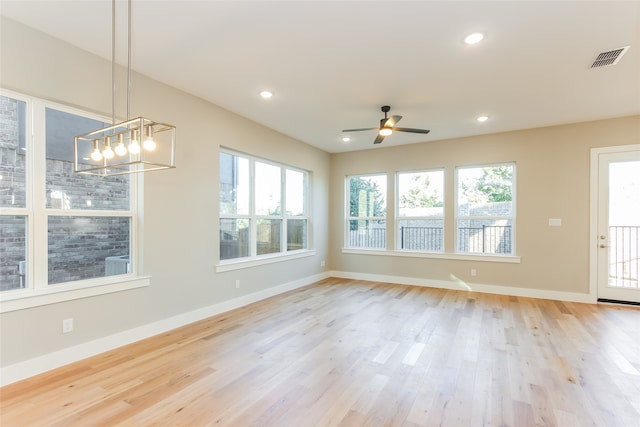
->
476, 115, 489, 122
341, 136, 351, 143
464, 32, 484, 45
260, 91, 273, 99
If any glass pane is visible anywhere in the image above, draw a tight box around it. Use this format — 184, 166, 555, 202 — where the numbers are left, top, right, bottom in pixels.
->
0, 216, 27, 291
457, 165, 513, 216
457, 219, 513, 254
0, 96, 27, 208
347, 219, 386, 249
257, 219, 281, 255
287, 219, 307, 251
220, 218, 250, 260
398, 171, 443, 217
45, 108, 130, 210
219, 152, 249, 215
48, 216, 131, 284
286, 169, 305, 216
608, 161, 640, 288
399, 219, 443, 252
349, 175, 386, 218
255, 162, 281, 216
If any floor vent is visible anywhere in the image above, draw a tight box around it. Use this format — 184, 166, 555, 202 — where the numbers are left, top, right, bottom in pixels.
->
590, 46, 630, 68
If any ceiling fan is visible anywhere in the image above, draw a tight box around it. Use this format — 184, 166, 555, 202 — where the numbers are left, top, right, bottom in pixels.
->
342, 105, 431, 144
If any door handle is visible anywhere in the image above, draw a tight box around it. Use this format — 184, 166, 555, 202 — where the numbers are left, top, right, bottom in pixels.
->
599, 244, 608, 248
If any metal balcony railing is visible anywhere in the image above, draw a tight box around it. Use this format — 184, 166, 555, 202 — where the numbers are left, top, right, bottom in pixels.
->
457, 225, 512, 254
400, 227, 443, 251
609, 226, 639, 288
349, 225, 513, 254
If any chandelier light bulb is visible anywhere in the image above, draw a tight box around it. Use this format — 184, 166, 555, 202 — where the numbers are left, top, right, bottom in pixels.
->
143, 136, 156, 151
114, 134, 127, 156
143, 126, 156, 151
128, 130, 140, 154
103, 138, 115, 160
90, 140, 103, 161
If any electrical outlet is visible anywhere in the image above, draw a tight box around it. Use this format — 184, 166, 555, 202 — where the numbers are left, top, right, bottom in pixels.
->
62, 318, 74, 334
471, 269, 477, 277
320, 260, 326, 267
235, 279, 240, 289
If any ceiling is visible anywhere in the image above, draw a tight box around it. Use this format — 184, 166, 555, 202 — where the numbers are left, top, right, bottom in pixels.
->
2, 1, 639, 153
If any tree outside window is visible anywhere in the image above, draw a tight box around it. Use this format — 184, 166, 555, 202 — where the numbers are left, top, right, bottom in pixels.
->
346, 175, 386, 249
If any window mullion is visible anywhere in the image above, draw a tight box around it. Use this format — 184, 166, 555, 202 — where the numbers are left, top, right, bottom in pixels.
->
29, 99, 48, 289
281, 168, 287, 253
250, 159, 257, 258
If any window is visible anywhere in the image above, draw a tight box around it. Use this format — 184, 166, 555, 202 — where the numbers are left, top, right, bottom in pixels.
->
0, 95, 27, 292
1, 91, 139, 300
219, 150, 309, 262
346, 174, 386, 249
456, 164, 515, 254
397, 170, 444, 251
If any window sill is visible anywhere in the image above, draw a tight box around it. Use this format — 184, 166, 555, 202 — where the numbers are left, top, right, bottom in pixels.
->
216, 250, 316, 272
0, 275, 151, 313
342, 248, 521, 263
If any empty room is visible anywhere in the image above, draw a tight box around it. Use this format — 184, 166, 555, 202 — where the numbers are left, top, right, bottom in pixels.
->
1, 1, 639, 426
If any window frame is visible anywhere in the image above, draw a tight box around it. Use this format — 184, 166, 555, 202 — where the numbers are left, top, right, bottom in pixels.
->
217, 148, 312, 270
345, 173, 387, 250
0, 89, 147, 313
455, 162, 516, 256
395, 168, 445, 253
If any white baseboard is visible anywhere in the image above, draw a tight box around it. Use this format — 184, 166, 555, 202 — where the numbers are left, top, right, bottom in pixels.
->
329, 270, 597, 304
0, 272, 329, 387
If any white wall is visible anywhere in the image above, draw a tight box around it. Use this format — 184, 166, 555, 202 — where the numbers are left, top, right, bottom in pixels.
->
0, 18, 330, 378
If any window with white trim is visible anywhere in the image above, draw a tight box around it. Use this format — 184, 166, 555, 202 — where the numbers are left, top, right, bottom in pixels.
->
396, 169, 444, 252
0, 91, 137, 294
346, 174, 387, 249
456, 163, 515, 254
219, 149, 309, 262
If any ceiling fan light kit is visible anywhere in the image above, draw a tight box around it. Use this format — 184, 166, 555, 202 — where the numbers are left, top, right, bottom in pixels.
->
342, 105, 430, 145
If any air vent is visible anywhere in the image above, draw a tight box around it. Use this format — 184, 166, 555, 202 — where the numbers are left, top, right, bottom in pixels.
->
590, 46, 630, 68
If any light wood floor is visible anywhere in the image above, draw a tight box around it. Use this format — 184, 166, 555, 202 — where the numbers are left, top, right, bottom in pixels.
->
1, 278, 639, 426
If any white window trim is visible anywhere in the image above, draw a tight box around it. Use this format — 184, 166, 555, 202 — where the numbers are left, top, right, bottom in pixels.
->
218, 148, 311, 268
455, 162, 516, 255
0, 89, 148, 313
342, 247, 520, 263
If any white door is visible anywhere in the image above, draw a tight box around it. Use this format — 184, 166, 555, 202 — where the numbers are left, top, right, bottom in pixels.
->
594, 146, 640, 303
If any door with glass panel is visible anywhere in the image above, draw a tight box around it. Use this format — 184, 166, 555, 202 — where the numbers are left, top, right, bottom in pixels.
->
596, 146, 640, 303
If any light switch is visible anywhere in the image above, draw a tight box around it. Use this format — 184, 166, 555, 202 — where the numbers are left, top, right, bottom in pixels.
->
548, 218, 562, 226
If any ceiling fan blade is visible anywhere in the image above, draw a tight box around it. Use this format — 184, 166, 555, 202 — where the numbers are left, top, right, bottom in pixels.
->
393, 127, 431, 134
373, 134, 385, 144
384, 115, 403, 128
342, 127, 378, 132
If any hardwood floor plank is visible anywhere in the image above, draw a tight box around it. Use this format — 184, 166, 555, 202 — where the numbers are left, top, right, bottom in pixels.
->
1, 279, 639, 426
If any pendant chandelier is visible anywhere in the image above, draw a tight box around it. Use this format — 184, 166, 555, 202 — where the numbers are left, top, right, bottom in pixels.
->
74, 0, 176, 176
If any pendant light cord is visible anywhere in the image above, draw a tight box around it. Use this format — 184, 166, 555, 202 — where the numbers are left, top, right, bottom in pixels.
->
127, 0, 132, 120
111, 0, 116, 125
111, 0, 133, 124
